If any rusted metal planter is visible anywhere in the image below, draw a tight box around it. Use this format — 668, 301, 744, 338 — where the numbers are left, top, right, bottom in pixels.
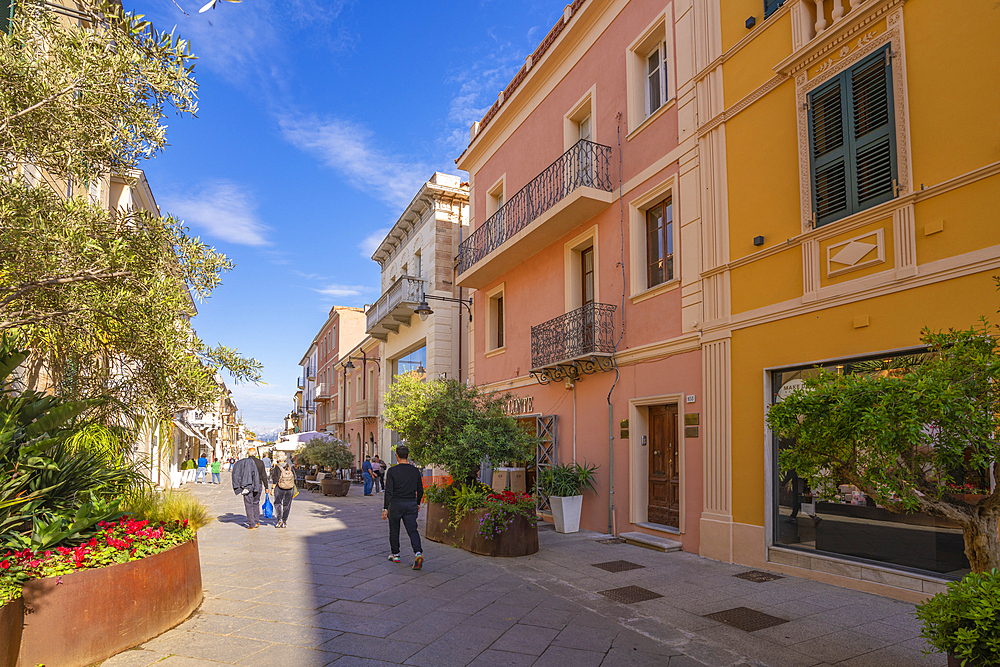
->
19, 538, 202, 667
425, 501, 538, 557
321, 477, 351, 496
0, 597, 21, 667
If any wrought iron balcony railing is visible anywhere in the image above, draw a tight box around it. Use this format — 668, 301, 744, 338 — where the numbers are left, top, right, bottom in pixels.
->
530, 302, 617, 384
457, 139, 613, 275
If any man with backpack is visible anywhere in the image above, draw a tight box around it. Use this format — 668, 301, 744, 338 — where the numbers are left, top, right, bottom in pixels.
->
381, 445, 424, 570
269, 452, 296, 528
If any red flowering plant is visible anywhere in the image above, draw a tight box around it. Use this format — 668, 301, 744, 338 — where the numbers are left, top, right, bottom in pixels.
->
478, 489, 537, 538
0, 517, 194, 606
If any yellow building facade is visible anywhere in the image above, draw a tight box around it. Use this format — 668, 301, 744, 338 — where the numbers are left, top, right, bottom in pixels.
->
697, 0, 999, 600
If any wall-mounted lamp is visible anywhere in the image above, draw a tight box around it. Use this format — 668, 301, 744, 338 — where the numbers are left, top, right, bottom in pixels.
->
745, 16, 756, 29
753, 235, 765, 247
415, 293, 473, 322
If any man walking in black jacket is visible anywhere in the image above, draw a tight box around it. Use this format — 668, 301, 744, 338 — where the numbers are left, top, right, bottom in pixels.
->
232, 447, 269, 529
381, 445, 424, 570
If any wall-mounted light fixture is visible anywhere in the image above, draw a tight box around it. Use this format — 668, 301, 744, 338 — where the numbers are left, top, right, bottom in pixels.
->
753, 235, 765, 247
745, 16, 756, 29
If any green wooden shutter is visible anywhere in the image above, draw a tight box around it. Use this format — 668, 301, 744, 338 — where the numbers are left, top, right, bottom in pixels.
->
808, 75, 850, 226
847, 47, 896, 210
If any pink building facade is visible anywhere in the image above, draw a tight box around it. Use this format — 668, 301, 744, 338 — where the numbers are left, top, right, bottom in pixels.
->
457, 0, 705, 549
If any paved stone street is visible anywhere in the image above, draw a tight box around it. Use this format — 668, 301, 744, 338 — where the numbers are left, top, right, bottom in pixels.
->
102, 477, 945, 667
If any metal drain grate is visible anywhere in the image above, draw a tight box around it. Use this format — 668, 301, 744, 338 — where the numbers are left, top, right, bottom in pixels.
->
596, 537, 627, 545
733, 570, 784, 583
704, 607, 788, 632
592, 560, 645, 573
598, 585, 663, 604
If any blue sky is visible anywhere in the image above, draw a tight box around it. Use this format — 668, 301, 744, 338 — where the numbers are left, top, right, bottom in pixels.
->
133, 0, 562, 433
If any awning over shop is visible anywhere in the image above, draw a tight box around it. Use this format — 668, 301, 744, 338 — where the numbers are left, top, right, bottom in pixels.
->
274, 431, 323, 452
172, 419, 210, 446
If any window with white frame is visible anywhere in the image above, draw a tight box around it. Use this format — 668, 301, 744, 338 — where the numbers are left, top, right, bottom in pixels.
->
628, 180, 678, 298
486, 284, 506, 353
626, 11, 675, 134
486, 177, 505, 217
645, 41, 668, 118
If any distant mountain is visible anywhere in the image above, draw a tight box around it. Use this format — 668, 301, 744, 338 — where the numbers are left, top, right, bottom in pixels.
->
251, 426, 283, 443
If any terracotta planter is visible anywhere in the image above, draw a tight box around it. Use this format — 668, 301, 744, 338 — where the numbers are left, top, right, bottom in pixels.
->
424, 501, 538, 557
321, 478, 351, 496
958, 494, 988, 505
19, 538, 202, 667
0, 597, 21, 667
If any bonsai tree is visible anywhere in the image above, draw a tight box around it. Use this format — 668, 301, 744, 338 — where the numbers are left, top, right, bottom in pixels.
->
384, 375, 537, 486
767, 321, 1000, 573
301, 435, 354, 477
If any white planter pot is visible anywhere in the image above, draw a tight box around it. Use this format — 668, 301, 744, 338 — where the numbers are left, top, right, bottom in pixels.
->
550, 495, 583, 533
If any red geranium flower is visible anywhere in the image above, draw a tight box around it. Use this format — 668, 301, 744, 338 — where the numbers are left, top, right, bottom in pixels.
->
0, 560, 9, 569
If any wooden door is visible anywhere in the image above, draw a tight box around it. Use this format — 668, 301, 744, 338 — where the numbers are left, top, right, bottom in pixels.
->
648, 405, 680, 528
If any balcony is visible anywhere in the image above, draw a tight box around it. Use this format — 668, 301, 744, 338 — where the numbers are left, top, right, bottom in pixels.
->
354, 397, 378, 420
457, 139, 614, 289
315, 383, 331, 401
366, 276, 425, 341
296, 377, 304, 389
529, 303, 617, 384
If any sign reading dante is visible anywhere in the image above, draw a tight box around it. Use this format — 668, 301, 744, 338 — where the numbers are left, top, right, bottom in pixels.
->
501, 396, 534, 416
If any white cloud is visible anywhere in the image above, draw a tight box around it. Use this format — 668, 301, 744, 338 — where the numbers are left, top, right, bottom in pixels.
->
162, 180, 270, 246
359, 226, 391, 259
279, 115, 429, 209
230, 386, 293, 432
314, 284, 367, 299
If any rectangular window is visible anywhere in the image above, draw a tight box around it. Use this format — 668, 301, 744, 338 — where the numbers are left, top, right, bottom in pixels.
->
646, 42, 668, 117
581, 247, 595, 305
645, 197, 673, 288
0, 0, 12, 34
496, 296, 504, 348
763, 0, 785, 19
808, 46, 896, 227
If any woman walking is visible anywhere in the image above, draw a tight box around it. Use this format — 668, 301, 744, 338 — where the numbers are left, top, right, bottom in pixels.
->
269, 452, 296, 528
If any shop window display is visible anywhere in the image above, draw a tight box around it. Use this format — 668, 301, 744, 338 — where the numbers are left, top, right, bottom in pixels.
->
771, 350, 993, 579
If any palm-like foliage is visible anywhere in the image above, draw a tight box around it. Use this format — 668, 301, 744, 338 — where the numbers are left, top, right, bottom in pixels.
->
0, 337, 147, 548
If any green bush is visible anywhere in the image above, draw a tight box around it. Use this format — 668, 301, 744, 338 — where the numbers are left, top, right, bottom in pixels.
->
300, 435, 354, 472
537, 462, 598, 498
917, 568, 1000, 665
123, 489, 213, 531
384, 376, 537, 486
0, 339, 148, 549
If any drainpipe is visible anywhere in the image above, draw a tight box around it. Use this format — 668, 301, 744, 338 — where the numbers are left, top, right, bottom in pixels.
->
608, 402, 615, 536
457, 202, 464, 383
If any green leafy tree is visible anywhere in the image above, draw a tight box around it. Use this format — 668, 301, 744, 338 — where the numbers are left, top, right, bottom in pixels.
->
0, 0, 261, 422
384, 375, 537, 486
301, 435, 354, 474
767, 322, 1000, 573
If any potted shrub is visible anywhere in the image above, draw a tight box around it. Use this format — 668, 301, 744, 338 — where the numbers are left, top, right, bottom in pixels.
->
917, 568, 1000, 667
537, 462, 598, 534
301, 436, 354, 496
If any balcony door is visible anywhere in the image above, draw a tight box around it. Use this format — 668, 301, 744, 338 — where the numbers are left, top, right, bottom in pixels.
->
580, 246, 595, 355
648, 404, 679, 529
578, 114, 593, 187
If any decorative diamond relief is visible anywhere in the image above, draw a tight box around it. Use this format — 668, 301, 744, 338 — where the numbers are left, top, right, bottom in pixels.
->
825, 228, 886, 278
830, 241, 876, 267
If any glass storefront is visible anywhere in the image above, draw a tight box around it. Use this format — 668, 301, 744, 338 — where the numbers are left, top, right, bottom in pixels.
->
771, 349, 983, 579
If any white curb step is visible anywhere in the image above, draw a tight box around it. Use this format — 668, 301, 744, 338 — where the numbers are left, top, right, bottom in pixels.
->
620, 531, 683, 552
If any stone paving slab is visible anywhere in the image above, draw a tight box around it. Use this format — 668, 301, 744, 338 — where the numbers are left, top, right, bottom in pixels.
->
98, 475, 945, 667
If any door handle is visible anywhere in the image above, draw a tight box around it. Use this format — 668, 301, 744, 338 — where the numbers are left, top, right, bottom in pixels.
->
654, 451, 659, 455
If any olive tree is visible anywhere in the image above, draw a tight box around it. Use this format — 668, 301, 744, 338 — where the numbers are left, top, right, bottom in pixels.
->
384, 375, 537, 486
0, 1, 261, 421
767, 322, 1000, 573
